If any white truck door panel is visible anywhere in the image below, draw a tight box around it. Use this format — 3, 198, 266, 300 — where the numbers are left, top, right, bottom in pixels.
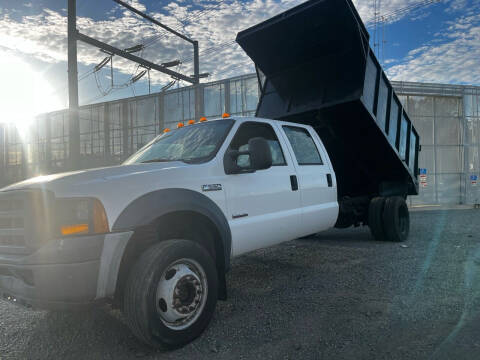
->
222, 121, 302, 256
281, 125, 338, 236
226, 168, 301, 256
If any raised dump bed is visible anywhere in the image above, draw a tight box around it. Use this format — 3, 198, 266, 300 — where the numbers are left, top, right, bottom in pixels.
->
236, 0, 420, 200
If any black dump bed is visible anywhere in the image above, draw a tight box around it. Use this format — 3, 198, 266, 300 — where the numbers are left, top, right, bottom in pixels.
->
236, 0, 419, 198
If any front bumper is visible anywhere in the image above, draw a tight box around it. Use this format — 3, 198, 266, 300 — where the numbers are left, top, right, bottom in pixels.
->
0, 231, 132, 310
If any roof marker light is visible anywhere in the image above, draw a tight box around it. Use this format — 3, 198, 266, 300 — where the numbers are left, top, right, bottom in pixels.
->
188, 120, 195, 125
163, 128, 171, 133
199, 117, 207, 122
177, 123, 184, 128
222, 113, 230, 118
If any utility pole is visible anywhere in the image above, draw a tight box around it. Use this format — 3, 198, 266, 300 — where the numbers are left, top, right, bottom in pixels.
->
193, 40, 201, 120
67, 0, 80, 168
193, 41, 200, 85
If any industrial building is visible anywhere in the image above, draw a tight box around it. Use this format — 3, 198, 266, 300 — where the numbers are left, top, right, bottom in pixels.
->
0, 73, 479, 205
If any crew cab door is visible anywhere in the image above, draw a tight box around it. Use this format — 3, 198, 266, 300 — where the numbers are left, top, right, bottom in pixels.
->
222, 121, 302, 256
280, 125, 338, 236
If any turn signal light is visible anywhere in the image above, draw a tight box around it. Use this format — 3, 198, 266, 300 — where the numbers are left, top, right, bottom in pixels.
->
222, 113, 230, 118
61, 224, 89, 236
177, 122, 184, 128
199, 117, 207, 122
93, 199, 109, 234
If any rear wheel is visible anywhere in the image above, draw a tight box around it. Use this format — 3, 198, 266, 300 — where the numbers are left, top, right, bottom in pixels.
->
383, 196, 410, 242
368, 197, 386, 241
123, 239, 218, 349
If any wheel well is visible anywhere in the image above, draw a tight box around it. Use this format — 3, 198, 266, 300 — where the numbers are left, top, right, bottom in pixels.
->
114, 211, 225, 305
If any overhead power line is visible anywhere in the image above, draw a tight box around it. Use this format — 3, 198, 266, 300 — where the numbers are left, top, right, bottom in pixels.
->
365, 0, 440, 25
368, 0, 441, 65
179, 1, 225, 26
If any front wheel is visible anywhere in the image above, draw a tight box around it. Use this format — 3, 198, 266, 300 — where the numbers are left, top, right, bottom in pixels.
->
123, 239, 218, 348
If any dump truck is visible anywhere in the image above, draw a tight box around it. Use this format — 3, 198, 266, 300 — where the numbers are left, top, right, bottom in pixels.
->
236, 0, 420, 233
0, 0, 418, 349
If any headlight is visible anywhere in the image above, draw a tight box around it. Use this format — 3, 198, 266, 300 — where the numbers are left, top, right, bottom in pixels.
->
55, 198, 109, 237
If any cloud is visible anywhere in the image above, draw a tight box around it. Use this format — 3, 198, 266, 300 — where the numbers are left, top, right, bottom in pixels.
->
386, 10, 480, 84
0, 0, 470, 106
0, 0, 300, 86
0, 0, 442, 84
444, 0, 468, 13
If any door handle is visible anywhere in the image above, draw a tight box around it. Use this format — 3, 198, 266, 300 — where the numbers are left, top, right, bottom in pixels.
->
290, 175, 298, 191
326, 174, 333, 187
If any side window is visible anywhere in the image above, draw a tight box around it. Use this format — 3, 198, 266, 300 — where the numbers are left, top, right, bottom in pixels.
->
229, 122, 286, 168
283, 126, 323, 165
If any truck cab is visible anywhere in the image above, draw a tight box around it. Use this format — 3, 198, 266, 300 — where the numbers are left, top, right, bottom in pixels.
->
0, 116, 338, 348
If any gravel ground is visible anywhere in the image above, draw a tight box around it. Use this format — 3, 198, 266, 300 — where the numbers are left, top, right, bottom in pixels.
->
1, 209, 480, 360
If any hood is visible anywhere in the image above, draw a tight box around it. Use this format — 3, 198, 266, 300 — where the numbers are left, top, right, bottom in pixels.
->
0, 162, 189, 192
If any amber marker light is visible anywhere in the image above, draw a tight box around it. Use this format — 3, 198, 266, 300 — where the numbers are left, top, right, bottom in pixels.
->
163, 128, 171, 133
199, 117, 207, 122
93, 199, 109, 234
177, 122, 184, 128
188, 120, 195, 125
222, 113, 230, 118
61, 224, 89, 236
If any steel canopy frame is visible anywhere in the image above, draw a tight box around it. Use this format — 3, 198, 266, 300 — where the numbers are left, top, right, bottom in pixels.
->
75, 32, 195, 84
67, 0, 201, 168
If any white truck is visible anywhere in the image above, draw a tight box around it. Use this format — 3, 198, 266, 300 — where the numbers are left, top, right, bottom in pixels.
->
0, 116, 346, 347
0, 116, 410, 348
0, 0, 418, 349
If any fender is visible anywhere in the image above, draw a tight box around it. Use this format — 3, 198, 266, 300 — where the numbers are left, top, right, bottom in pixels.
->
112, 188, 232, 271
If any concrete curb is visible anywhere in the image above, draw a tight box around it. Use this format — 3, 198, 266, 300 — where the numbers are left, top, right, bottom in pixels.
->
409, 204, 479, 212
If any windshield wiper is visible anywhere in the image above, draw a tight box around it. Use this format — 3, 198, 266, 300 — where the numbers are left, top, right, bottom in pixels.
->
180, 157, 208, 164
141, 158, 175, 163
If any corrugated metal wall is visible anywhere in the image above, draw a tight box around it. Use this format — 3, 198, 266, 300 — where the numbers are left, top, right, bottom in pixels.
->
394, 82, 480, 205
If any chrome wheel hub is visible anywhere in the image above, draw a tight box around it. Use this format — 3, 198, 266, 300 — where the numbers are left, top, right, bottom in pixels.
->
156, 259, 207, 330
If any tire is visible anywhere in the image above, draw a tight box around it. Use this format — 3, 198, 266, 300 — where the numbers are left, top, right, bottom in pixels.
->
368, 197, 386, 241
334, 212, 354, 229
123, 239, 218, 349
383, 196, 410, 242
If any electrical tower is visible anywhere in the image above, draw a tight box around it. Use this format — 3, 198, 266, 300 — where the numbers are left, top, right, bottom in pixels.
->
372, 0, 384, 62
371, 0, 441, 66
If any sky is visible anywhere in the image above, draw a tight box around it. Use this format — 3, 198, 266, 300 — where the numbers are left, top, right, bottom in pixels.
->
0, 0, 479, 122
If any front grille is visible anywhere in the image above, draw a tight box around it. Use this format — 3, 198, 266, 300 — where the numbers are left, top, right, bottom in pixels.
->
0, 193, 26, 249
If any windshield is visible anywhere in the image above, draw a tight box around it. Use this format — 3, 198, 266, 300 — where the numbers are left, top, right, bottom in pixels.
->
124, 119, 234, 165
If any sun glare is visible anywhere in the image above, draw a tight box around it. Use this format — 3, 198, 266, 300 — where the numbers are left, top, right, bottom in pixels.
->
0, 53, 62, 137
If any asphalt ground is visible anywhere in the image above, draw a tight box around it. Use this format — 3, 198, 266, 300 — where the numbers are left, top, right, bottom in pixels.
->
1, 209, 480, 360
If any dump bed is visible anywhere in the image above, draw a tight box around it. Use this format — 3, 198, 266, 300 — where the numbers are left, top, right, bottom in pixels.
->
236, 0, 419, 198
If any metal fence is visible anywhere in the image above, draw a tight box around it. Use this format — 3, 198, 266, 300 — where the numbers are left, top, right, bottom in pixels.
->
394, 81, 480, 205
1, 74, 479, 205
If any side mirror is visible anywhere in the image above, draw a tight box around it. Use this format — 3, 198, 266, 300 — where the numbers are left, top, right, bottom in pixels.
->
224, 137, 273, 174
248, 137, 273, 171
